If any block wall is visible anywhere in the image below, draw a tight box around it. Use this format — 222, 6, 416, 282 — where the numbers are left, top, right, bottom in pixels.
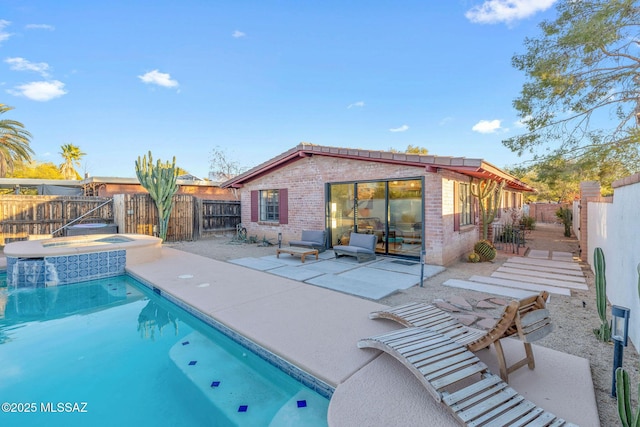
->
239, 156, 481, 265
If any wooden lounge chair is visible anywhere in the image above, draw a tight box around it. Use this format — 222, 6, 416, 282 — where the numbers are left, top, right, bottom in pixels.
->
358, 327, 577, 426
368, 291, 553, 382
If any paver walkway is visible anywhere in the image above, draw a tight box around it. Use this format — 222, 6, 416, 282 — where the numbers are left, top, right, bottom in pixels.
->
442, 250, 586, 299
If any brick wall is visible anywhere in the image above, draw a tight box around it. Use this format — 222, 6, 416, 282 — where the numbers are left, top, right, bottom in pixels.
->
238, 156, 481, 265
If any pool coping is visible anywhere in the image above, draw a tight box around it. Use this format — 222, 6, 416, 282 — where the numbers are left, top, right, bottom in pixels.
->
124, 247, 598, 427
129, 270, 335, 399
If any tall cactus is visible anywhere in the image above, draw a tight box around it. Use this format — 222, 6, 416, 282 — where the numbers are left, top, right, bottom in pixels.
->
135, 151, 178, 241
616, 263, 640, 426
470, 178, 505, 240
593, 247, 611, 342
617, 367, 640, 427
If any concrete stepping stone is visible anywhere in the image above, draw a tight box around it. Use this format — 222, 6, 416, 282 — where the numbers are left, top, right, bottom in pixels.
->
527, 249, 550, 259
448, 295, 473, 310
506, 257, 582, 271
496, 266, 586, 283
551, 251, 574, 262
489, 298, 509, 306
470, 275, 573, 296
489, 272, 587, 291
502, 261, 585, 277
442, 279, 538, 299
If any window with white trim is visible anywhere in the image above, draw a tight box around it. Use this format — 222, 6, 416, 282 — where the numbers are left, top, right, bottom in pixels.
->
260, 189, 279, 222
459, 183, 472, 226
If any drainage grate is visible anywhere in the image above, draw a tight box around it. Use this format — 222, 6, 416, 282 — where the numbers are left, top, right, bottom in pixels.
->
390, 260, 418, 266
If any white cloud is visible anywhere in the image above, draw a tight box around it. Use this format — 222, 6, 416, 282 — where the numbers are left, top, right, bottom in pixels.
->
472, 119, 503, 133
439, 116, 454, 126
0, 20, 12, 45
347, 101, 364, 109
138, 70, 179, 88
25, 23, 55, 31
466, 0, 556, 25
232, 30, 246, 38
389, 124, 409, 132
7, 80, 67, 101
5, 57, 51, 77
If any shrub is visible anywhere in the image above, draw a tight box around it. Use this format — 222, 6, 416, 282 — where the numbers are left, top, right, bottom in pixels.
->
519, 215, 536, 230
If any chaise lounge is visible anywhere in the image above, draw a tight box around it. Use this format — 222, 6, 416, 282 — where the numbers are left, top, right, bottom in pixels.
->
358, 327, 576, 426
289, 230, 327, 253
333, 232, 377, 262
368, 291, 552, 382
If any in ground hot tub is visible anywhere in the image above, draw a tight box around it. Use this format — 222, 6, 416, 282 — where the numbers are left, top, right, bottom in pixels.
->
4, 234, 162, 288
66, 223, 118, 236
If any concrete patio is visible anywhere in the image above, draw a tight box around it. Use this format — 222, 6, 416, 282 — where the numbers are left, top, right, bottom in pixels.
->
126, 247, 599, 426
229, 250, 445, 300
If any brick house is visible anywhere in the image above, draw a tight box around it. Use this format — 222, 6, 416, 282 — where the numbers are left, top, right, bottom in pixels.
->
222, 144, 533, 265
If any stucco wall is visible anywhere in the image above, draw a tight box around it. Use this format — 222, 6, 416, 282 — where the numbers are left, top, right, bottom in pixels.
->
238, 155, 481, 266
586, 175, 640, 351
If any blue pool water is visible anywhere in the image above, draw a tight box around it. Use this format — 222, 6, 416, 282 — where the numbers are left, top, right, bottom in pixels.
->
0, 275, 329, 426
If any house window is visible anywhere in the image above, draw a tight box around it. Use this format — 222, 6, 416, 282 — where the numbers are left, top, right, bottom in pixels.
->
260, 189, 280, 222
459, 183, 472, 226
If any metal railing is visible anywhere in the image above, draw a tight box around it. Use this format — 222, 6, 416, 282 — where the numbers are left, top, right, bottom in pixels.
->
492, 223, 526, 255
51, 198, 113, 236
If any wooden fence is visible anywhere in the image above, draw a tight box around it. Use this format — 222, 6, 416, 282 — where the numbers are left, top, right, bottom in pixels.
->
0, 195, 114, 244
0, 194, 241, 245
198, 199, 241, 236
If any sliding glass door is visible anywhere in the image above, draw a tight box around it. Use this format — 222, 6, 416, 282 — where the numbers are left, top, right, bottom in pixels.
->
327, 178, 423, 258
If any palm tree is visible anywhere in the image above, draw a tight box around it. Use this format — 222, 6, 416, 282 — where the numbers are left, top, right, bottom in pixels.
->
59, 143, 86, 180
0, 104, 34, 178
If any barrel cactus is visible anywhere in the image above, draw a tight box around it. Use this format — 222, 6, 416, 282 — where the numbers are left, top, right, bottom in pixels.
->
474, 240, 496, 262
468, 252, 481, 263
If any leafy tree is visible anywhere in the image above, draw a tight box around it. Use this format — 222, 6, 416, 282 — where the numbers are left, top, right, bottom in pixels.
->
10, 160, 64, 179
389, 145, 429, 154
209, 146, 245, 182
0, 104, 34, 178
59, 143, 86, 180
506, 0, 640, 181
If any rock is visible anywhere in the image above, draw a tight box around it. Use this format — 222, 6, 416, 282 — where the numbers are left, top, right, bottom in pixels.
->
474, 311, 498, 319
489, 298, 509, 306
433, 301, 460, 312
477, 318, 498, 330
448, 295, 473, 310
476, 300, 496, 309
453, 314, 478, 326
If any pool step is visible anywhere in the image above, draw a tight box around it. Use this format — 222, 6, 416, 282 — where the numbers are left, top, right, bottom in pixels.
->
169, 331, 328, 426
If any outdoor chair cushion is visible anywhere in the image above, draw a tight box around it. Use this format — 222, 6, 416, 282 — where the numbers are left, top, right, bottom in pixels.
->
289, 230, 326, 252
333, 232, 377, 262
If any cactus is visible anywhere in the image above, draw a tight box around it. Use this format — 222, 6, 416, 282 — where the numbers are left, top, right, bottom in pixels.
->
616, 367, 640, 427
135, 151, 178, 241
593, 247, 611, 342
555, 207, 573, 237
468, 252, 481, 263
470, 178, 505, 240
616, 264, 640, 426
474, 240, 496, 262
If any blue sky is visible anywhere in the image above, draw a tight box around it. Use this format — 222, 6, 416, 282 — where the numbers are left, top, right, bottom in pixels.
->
1, 0, 558, 179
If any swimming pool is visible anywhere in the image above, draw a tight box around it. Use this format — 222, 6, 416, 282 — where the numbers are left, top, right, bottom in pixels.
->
0, 274, 329, 426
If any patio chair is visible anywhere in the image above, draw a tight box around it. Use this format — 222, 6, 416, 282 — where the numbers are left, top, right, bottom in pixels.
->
358, 327, 576, 426
289, 230, 326, 252
368, 291, 552, 382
